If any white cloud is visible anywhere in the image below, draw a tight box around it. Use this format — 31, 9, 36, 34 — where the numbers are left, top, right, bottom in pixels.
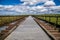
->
21, 0, 50, 5
40, 9, 47, 12
0, 5, 14, 10
4, 5, 14, 9
54, 6, 60, 9
0, 5, 4, 7
36, 6, 45, 9
0, 5, 14, 8
0, 0, 60, 15
0, 5, 4, 10
44, 1, 55, 7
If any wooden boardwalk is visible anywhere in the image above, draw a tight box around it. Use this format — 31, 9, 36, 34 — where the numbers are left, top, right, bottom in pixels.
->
5, 16, 51, 40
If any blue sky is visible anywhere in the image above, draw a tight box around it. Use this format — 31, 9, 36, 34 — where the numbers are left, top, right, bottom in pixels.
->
0, 0, 23, 5
0, 0, 60, 15
54, 0, 60, 6
0, 0, 60, 6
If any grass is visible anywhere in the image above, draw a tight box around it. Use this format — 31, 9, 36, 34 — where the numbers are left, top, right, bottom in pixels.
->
0, 15, 27, 26
50, 17, 56, 24
33, 14, 60, 25
58, 18, 60, 25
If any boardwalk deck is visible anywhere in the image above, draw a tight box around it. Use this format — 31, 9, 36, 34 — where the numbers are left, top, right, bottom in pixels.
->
5, 16, 51, 40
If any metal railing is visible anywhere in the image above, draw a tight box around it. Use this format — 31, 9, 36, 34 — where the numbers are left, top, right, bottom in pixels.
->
34, 15, 60, 31
38, 16, 60, 27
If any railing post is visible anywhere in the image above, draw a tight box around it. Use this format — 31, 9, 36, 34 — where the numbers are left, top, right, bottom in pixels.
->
56, 16, 58, 28
56, 16, 60, 32
49, 16, 51, 22
0, 16, 1, 26
45, 16, 46, 20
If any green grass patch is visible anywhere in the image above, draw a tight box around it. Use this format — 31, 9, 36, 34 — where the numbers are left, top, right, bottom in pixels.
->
33, 14, 60, 25
0, 15, 27, 26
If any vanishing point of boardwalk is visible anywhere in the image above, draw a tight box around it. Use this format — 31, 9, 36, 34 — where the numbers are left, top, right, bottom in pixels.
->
5, 16, 51, 40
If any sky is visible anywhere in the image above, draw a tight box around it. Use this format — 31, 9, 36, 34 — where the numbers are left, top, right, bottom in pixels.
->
54, 0, 60, 6
0, 0, 60, 5
0, 0, 60, 15
0, 0, 23, 5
